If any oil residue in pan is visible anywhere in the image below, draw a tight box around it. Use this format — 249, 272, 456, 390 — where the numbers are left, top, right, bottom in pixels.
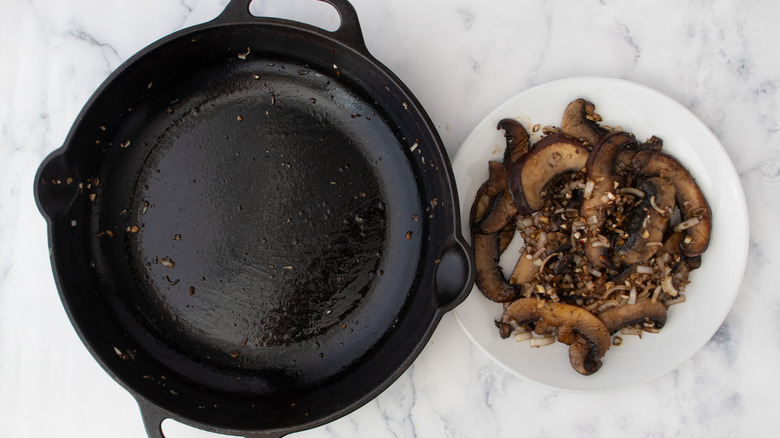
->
91, 60, 424, 388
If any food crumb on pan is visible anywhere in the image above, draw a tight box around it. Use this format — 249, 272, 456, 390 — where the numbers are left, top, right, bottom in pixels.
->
173, 234, 181, 240
237, 47, 250, 60
236, 115, 243, 122
160, 258, 175, 268
405, 231, 413, 240
189, 286, 195, 296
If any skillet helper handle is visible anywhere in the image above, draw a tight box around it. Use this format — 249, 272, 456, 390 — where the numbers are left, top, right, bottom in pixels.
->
434, 238, 476, 312
137, 397, 286, 438
216, 0, 369, 54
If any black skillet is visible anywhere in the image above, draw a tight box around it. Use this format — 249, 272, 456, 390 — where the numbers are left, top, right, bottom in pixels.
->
34, 0, 474, 436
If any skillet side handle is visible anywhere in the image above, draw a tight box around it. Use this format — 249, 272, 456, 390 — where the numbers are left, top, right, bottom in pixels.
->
136, 397, 288, 438
34, 150, 79, 221
216, 0, 369, 54
136, 397, 168, 438
434, 237, 476, 313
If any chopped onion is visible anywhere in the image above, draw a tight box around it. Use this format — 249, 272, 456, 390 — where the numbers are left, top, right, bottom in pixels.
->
662, 275, 679, 297
621, 326, 643, 337
636, 265, 654, 274
530, 336, 556, 347
674, 217, 701, 232
514, 332, 532, 342
617, 187, 645, 198
664, 294, 687, 306
648, 196, 665, 214
538, 252, 561, 273
650, 285, 663, 303
627, 286, 637, 305
583, 180, 595, 199
602, 285, 626, 299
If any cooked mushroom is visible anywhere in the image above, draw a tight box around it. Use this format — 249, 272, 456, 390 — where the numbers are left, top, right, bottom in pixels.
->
615, 177, 676, 264
561, 98, 607, 146
470, 161, 508, 233
475, 121, 532, 233
614, 135, 663, 176
580, 131, 638, 267
501, 298, 611, 375
498, 118, 531, 167
510, 231, 571, 286
473, 233, 519, 302
498, 223, 516, 255
479, 190, 517, 234
632, 151, 711, 256
596, 299, 667, 335
508, 133, 590, 215
509, 250, 538, 285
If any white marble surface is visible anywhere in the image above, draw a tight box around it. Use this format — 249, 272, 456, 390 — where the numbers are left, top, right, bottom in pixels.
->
1, 0, 777, 436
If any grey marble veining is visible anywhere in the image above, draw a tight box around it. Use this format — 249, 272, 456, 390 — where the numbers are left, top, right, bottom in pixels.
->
1, 0, 778, 436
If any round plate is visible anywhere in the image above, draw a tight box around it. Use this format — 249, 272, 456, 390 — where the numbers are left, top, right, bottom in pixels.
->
452, 77, 748, 392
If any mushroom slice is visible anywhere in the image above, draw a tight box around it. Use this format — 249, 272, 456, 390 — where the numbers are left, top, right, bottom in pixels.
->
509, 250, 537, 285
470, 161, 508, 232
498, 223, 516, 255
616, 177, 676, 264
498, 118, 531, 167
580, 131, 638, 267
508, 133, 590, 215
596, 299, 667, 335
614, 135, 663, 176
473, 233, 519, 303
479, 189, 517, 234
501, 298, 611, 375
561, 98, 607, 146
632, 151, 711, 256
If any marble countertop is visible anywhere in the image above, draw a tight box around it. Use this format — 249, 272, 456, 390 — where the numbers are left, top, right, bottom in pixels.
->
1, 0, 777, 436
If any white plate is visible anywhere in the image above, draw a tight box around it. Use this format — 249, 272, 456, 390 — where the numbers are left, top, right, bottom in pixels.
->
452, 77, 748, 392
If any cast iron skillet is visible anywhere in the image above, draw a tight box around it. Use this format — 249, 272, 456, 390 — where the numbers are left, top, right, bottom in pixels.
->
34, 0, 474, 436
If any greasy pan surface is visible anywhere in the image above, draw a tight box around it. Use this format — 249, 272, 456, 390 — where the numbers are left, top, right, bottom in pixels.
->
34, 1, 473, 436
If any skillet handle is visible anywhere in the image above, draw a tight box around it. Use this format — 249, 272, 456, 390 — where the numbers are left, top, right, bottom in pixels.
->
215, 0, 369, 54
137, 397, 287, 438
434, 237, 476, 312
137, 398, 168, 438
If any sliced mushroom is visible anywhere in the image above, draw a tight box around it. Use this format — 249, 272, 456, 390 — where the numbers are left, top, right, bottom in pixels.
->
509, 231, 570, 286
473, 233, 519, 302
508, 133, 590, 215
656, 231, 702, 289
596, 299, 667, 335
470, 161, 508, 233
615, 177, 676, 264
501, 298, 611, 375
580, 131, 638, 267
498, 118, 531, 167
614, 135, 663, 176
509, 250, 537, 285
476, 120, 532, 233
632, 151, 711, 256
498, 223, 516, 255
479, 190, 517, 234
561, 98, 607, 146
